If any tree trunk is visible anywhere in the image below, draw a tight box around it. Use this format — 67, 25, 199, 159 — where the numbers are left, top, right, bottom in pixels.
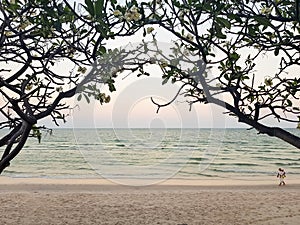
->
0, 121, 32, 174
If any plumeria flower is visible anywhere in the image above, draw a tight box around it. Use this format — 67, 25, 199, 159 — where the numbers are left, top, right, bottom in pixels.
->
105, 95, 111, 103
264, 78, 273, 86
149, 57, 156, 64
183, 48, 190, 56
113, 10, 122, 17
260, 7, 272, 15
124, 12, 133, 21
18, 19, 31, 30
179, 9, 188, 19
4, 31, 13, 36
77, 66, 87, 74
129, 6, 139, 13
26, 84, 33, 91
159, 59, 168, 68
125, 5, 141, 22
179, 11, 185, 19
186, 33, 194, 41
147, 27, 155, 34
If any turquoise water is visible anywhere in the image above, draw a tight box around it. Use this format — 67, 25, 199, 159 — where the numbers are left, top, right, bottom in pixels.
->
1, 128, 300, 181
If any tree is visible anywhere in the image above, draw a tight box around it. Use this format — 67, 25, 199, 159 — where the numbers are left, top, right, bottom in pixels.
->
129, 0, 300, 148
0, 0, 143, 174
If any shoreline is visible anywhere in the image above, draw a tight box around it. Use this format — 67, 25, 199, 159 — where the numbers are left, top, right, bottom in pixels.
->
1, 176, 299, 191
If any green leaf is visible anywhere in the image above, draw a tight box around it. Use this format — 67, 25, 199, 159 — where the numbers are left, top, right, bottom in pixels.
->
95, 0, 104, 18
85, 0, 95, 17
248, 26, 256, 36
162, 77, 169, 85
83, 94, 90, 104
216, 17, 231, 29
242, 75, 250, 80
77, 94, 82, 101
220, 61, 225, 69
254, 16, 270, 27
98, 46, 106, 55
202, 2, 212, 11
286, 99, 292, 106
80, 29, 88, 35
108, 83, 116, 92
248, 95, 254, 103
228, 14, 242, 23
53, 20, 62, 32
215, 23, 226, 39
230, 52, 240, 61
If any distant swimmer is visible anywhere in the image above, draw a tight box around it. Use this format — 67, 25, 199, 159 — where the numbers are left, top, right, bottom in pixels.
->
277, 168, 286, 186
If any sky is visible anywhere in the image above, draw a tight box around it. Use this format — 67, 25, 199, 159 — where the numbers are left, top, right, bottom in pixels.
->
38, 37, 296, 129
38, 27, 239, 129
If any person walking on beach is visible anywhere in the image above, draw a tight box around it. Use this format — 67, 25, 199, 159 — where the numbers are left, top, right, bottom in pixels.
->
277, 168, 286, 186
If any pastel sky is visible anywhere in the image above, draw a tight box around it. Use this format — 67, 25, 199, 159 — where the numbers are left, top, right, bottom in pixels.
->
39, 45, 296, 129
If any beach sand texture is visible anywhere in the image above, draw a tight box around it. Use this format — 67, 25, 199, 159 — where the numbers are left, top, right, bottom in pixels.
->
0, 178, 300, 225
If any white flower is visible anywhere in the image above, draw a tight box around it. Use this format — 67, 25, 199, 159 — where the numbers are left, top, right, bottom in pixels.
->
179, 11, 185, 19
183, 48, 190, 56
132, 12, 141, 21
179, 9, 188, 19
149, 57, 156, 64
125, 5, 141, 22
149, 14, 155, 20
159, 59, 168, 68
147, 27, 154, 34
124, 12, 133, 22
26, 84, 33, 91
104, 95, 111, 103
260, 7, 272, 15
186, 33, 194, 41
129, 6, 139, 13
4, 31, 13, 36
77, 66, 87, 74
113, 10, 122, 17
264, 78, 273, 86
18, 19, 31, 30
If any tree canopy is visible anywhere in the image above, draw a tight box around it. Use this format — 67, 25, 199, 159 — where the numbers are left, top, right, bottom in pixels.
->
0, 0, 142, 173
126, 0, 300, 148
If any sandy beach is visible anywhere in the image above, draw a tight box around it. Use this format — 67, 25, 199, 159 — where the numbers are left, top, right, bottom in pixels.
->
0, 177, 299, 225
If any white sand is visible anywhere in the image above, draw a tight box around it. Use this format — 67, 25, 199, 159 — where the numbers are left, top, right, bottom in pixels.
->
0, 177, 299, 225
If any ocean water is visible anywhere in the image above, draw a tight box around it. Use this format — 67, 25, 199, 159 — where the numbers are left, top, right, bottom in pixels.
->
1, 128, 300, 182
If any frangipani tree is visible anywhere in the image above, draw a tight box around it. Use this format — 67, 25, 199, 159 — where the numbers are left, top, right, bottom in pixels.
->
0, 0, 145, 173
120, 0, 300, 148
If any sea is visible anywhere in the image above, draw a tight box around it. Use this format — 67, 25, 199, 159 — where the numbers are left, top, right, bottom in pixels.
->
1, 128, 300, 184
